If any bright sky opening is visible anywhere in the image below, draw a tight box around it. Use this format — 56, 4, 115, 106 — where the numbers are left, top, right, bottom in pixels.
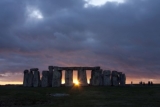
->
27, 6, 43, 20
85, 0, 125, 7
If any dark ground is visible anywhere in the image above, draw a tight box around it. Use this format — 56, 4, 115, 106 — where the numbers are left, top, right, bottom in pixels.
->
0, 85, 160, 107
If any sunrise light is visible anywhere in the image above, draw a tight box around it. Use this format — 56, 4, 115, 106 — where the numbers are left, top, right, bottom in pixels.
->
74, 80, 79, 86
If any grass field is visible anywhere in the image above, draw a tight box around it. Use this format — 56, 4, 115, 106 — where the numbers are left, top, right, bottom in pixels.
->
0, 85, 160, 107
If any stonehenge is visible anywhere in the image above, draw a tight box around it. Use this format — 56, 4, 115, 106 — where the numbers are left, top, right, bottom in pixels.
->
23, 66, 126, 87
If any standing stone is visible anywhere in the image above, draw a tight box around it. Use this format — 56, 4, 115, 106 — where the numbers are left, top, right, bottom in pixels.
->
78, 68, 88, 86
32, 68, 40, 87
120, 73, 126, 86
103, 70, 111, 86
65, 69, 73, 86
48, 66, 54, 87
23, 70, 29, 87
111, 71, 119, 86
52, 67, 62, 87
90, 69, 102, 86
99, 73, 103, 86
117, 72, 122, 85
41, 71, 49, 87
28, 71, 34, 87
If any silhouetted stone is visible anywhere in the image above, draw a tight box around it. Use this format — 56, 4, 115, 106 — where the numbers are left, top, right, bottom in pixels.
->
148, 81, 151, 85
120, 73, 126, 86
111, 71, 119, 86
48, 66, 54, 87
22, 66, 128, 88
90, 69, 102, 86
41, 71, 49, 87
23, 70, 29, 87
65, 69, 73, 86
117, 72, 122, 85
99, 73, 103, 86
143, 82, 145, 85
52, 67, 62, 87
150, 81, 153, 85
103, 70, 111, 86
139, 81, 143, 85
33, 70, 40, 87
28, 71, 34, 87
78, 68, 88, 86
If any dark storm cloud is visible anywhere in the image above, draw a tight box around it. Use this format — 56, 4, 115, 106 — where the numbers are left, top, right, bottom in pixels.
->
0, 0, 160, 82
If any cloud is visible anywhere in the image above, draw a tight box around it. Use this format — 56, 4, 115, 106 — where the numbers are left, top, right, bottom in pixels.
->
0, 0, 160, 83
0, 74, 4, 77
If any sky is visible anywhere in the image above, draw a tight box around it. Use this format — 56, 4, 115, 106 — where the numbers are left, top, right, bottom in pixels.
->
0, 0, 160, 85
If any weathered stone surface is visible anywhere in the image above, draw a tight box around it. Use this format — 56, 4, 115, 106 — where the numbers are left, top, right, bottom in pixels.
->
111, 71, 119, 86
78, 68, 88, 86
65, 69, 73, 86
33, 70, 40, 87
103, 70, 111, 86
48, 66, 54, 87
28, 71, 34, 87
52, 67, 62, 87
41, 71, 49, 87
30, 68, 38, 71
23, 70, 29, 87
90, 69, 102, 86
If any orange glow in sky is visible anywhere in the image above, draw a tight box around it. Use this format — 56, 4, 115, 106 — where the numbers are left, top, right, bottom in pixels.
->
0, 81, 22, 85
